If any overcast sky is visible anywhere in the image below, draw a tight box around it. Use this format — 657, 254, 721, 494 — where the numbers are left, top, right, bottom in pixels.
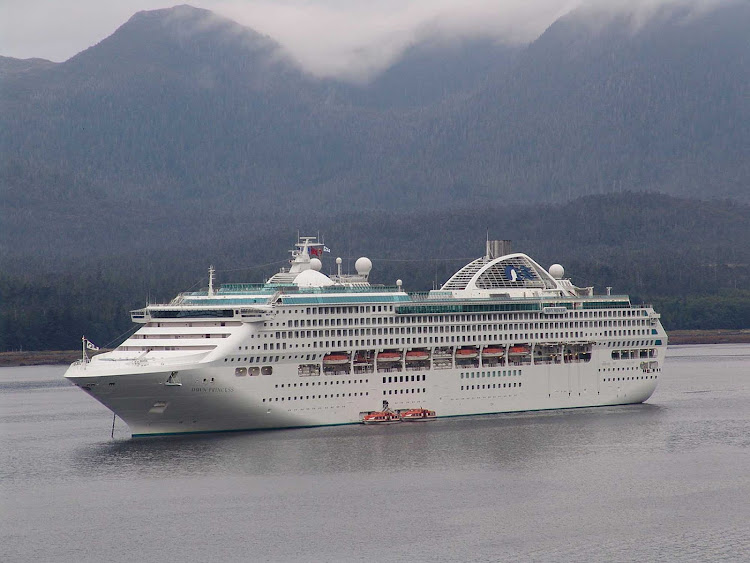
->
0, 0, 725, 79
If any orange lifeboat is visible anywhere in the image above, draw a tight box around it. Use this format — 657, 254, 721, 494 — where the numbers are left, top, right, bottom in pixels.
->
377, 351, 402, 362
481, 347, 505, 358
362, 411, 402, 425
323, 353, 349, 365
405, 350, 429, 361
400, 408, 437, 421
455, 347, 479, 359
508, 345, 530, 355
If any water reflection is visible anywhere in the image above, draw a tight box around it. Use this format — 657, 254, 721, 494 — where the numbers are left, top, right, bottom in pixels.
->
4, 348, 748, 563
0, 378, 70, 392
72, 404, 665, 480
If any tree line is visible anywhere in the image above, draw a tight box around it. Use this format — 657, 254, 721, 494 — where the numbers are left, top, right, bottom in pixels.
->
2, 193, 748, 351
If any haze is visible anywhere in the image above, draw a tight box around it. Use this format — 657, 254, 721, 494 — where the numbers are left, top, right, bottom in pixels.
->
1, 0, 729, 81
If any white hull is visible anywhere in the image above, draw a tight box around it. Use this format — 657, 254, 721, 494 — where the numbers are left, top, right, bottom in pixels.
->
65, 348, 659, 437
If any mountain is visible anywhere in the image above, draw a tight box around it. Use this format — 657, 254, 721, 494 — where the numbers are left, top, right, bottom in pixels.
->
0, 56, 57, 77
2, 6, 334, 202
1, 3, 749, 262
336, 37, 520, 109
418, 1, 750, 202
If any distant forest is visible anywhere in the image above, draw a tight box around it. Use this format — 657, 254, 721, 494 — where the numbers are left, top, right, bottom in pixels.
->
1, 193, 748, 352
2, 5, 749, 351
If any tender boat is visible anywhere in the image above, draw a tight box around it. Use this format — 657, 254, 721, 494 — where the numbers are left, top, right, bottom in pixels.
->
322, 353, 350, 365
455, 347, 479, 359
362, 411, 402, 424
399, 408, 437, 421
377, 351, 401, 362
405, 350, 430, 361
481, 347, 505, 358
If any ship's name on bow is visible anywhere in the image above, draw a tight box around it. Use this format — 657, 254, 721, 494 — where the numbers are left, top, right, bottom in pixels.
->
191, 387, 234, 393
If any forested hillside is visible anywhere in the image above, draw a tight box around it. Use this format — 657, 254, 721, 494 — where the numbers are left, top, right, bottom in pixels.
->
1, 4, 749, 350
2, 193, 748, 351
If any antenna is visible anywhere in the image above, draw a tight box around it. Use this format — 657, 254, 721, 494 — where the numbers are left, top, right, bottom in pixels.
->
208, 265, 215, 296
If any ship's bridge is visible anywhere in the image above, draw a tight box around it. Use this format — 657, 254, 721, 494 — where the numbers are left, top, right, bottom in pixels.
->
441, 253, 586, 298
266, 236, 372, 288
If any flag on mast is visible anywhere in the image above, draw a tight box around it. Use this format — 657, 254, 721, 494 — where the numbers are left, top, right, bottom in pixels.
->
86, 339, 99, 351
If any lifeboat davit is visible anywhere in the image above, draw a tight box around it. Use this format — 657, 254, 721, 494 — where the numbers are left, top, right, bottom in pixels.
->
455, 347, 479, 359
323, 353, 349, 365
377, 352, 401, 362
400, 408, 437, 421
362, 411, 401, 424
481, 347, 505, 358
405, 350, 429, 361
508, 345, 530, 355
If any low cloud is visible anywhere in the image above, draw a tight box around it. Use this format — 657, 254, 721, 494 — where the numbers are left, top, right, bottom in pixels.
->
209, 0, 735, 82
1, 0, 731, 81
215, 1, 579, 82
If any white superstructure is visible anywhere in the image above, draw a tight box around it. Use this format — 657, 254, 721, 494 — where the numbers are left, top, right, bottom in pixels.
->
64, 237, 667, 437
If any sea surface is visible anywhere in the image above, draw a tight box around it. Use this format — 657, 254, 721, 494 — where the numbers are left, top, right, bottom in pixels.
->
2, 344, 749, 562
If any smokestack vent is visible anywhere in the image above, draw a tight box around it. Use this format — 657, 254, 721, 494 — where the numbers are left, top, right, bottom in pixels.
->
486, 240, 512, 259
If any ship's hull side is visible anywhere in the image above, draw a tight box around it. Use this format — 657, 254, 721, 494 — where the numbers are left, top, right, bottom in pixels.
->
64, 346, 661, 437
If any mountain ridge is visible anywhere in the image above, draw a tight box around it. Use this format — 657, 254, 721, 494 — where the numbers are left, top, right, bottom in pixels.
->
1, 2, 748, 264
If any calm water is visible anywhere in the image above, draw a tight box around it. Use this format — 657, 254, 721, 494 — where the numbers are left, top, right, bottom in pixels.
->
2, 344, 749, 562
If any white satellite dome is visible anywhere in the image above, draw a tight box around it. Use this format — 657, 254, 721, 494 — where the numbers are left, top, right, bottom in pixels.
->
294, 269, 334, 288
355, 257, 372, 276
309, 258, 322, 271
549, 264, 565, 279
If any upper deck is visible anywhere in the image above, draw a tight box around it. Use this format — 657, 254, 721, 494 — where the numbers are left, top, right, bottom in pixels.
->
131, 236, 640, 323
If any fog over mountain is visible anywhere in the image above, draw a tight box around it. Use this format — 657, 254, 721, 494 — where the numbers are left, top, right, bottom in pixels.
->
2, 0, 735, 80
217, 0, 737, 82
0, 1, 748, 256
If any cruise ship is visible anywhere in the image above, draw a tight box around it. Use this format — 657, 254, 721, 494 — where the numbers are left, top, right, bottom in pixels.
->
64, 237, 666, 437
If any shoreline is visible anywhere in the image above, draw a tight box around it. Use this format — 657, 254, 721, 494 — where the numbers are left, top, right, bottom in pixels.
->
0, 350, 108, 367
665, 329, 750, 345
1, 329, 748, 367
